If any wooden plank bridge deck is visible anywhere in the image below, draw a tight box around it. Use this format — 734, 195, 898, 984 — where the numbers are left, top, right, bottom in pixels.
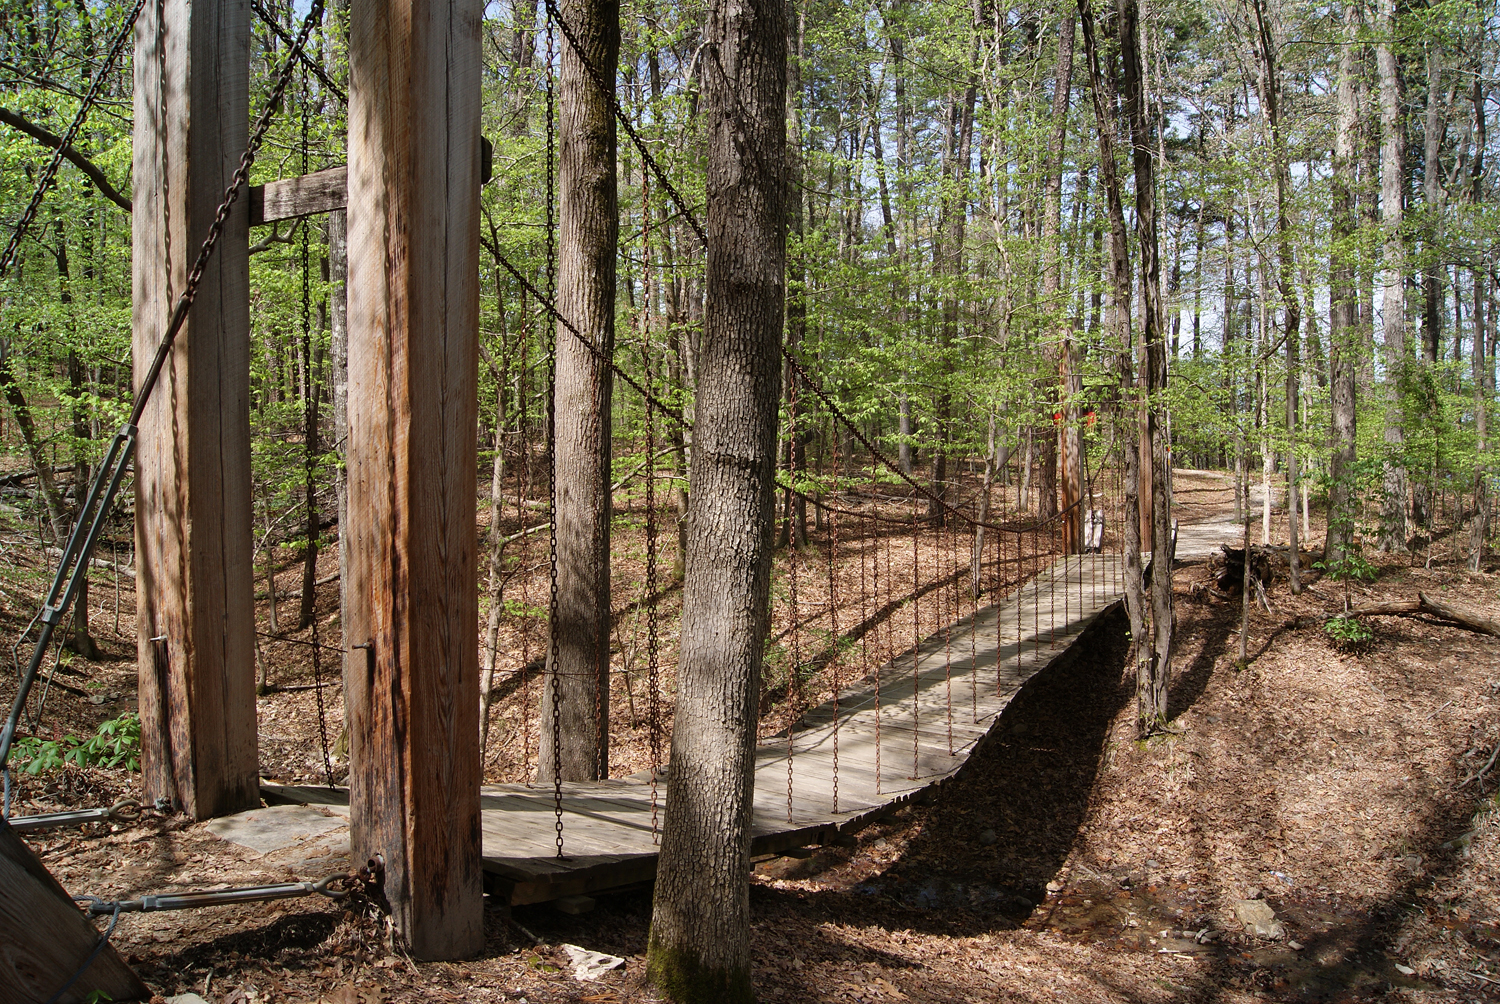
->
267, 552, 1128, 906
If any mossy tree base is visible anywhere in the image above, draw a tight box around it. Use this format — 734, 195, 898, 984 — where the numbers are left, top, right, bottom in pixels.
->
647, 936, 756, 1004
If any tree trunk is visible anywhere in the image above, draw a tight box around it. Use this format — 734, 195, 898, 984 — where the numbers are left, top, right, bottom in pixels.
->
0, 348, 69, 545
1420, 45, 1447, 366
58, 226, 99, 658
1078, 0, 1145, 694
1326, 6, 1361, 565
1376, 0, 1408, 553
646, 0, 784, 993
1120, 0, 1170, 729
480, 440, 507, 748
1043, 1, 1075, 544
510, 0, 540, 133
1470, 75, 1489, 571
930, 17, 978, 521
1250, 0, 1302, 593
538, 0, 619, 783
897, 394, 914, 475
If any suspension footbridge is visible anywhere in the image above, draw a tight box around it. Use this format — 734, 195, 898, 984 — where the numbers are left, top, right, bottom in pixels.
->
266, 550, 1133, 907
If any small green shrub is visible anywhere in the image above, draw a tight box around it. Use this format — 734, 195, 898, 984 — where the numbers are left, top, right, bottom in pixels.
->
11, 737, 72, 775
1324, 615, 1373, 652
11, 711, 141, 775
76, 711, 141, 770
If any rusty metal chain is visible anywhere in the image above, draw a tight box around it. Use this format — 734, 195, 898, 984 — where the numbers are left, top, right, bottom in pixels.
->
249, 0, 346, 104
0, 0, 145, 279
78, 855, 384, 915
827, 470, 840, 815
533, 0, 1081, 541
641, 182, 664, 845
540, 0, 704, 248
944, 508, 953, 756
910, 496, 920, 780
298, 70, 335, 792
9, 798, 145, 833
785, 379, 800, 824
545, 13, 565, 860
1, 0, 328, 785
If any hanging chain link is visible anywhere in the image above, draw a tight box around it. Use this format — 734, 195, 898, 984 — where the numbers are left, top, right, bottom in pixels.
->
641, 179, 664, 844
910, 496, 920, 780
544, 12, 565, 860
78, 856, 383, 916
0, 0, 145, 280
1, 0, 328, 780
871, 512, 881, 793
300, 66, 335, 791
785, 379, 800, 824
826, 444, 839, 815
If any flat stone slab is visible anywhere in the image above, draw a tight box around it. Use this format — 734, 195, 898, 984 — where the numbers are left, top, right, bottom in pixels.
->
205, 804, 347, 856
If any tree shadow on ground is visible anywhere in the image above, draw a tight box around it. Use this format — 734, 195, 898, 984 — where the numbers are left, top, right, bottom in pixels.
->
1167, 595, 1237, 721
1167, 773, 1480, 1003
507, 606, 1132, 1000
762, 605, 1131, 938
132, 909, 343, 990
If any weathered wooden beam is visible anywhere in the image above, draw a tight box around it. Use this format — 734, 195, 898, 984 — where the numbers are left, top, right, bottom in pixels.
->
132, 0, 259, 819
345, 0, 484, 960
248, 165, 348, 225
0, 821, 149, 1003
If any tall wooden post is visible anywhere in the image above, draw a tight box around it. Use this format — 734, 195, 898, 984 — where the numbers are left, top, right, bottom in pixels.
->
132, 0, 258, 820
345, 0, 484, 960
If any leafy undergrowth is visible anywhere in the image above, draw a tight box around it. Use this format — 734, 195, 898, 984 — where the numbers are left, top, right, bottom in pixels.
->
9, 502, 1500, 1001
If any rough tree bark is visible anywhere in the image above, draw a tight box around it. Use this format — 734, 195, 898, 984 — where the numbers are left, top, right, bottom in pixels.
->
1325, 5, 1361, 565
930, 16, 978, 521
1470, 74, 1489, 571
1250, 0, 1302, 593
1120, 0, 1171, 729
645, 0, 784, 994
1376, 0, 1408, 552
1042, 4, 1081, 551
538, 0, 619, 782
1078, 0, 1145, 688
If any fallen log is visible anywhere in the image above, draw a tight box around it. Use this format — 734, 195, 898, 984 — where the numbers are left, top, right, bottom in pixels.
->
1417, 592, 1500, 638
1344, 593, 1500, 638
1345, 599, 1420, 618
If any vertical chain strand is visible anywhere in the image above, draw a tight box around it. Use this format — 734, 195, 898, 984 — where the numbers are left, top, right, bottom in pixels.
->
641, 178, 663, 843
545, 12, 564, 859
827, 444, 840, 814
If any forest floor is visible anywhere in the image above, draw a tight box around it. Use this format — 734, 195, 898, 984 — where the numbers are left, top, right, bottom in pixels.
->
4, 470, 1500, 1002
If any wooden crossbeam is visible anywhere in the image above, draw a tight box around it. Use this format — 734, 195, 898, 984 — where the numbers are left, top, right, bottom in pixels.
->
248, 165, 347, 225
248, 136, 492, 226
